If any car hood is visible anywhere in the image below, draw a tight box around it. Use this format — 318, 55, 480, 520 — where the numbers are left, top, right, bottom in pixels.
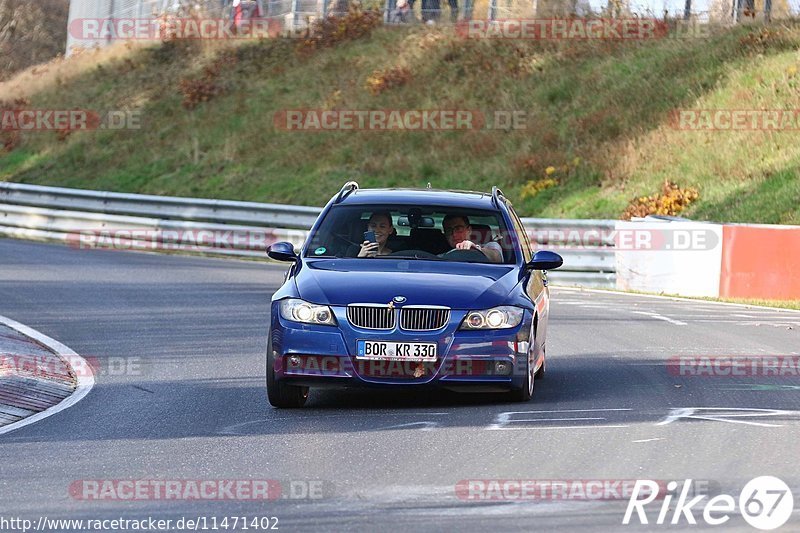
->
295, 259, 520, 309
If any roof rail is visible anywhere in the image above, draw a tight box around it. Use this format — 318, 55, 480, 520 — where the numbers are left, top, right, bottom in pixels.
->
335, 181, 359, 203
491, 186, 506, 208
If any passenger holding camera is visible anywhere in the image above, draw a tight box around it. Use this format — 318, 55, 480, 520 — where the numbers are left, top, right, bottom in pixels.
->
358, 211, 395, 257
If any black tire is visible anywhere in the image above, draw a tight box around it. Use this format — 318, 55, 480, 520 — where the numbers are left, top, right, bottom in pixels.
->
509, 351, 534, 402
534, 348, 546, 380
266, 341, 309, 408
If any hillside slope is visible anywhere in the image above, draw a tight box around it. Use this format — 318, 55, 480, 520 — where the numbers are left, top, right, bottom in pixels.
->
1, 17, 799, 222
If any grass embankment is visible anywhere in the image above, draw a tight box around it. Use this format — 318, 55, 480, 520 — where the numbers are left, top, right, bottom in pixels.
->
1, 17, 799, 222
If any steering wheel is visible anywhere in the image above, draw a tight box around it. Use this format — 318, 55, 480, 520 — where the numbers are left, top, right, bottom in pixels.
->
389, 249, 439, 259
440, 248, 490, 262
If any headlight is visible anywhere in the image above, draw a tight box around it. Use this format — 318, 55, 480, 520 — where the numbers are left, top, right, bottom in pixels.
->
280, 299, 337, 326
459, 306, 523, 330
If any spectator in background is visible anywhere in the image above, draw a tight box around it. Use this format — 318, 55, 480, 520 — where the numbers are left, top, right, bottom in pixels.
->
420, 0, 439, 22
445, 0, 458, 22
420, 0, 457, 22
390, 0, 411, 22
327, 0, 350, 16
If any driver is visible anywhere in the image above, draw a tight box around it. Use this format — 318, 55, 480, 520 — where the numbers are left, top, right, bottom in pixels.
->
442, 214, 502, 263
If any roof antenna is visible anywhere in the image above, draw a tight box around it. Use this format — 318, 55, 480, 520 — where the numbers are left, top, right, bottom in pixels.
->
426, 182, 432, 189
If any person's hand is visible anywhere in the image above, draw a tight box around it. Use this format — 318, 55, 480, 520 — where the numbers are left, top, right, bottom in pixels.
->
358, 241, 379, 257
455, 240, 478, 251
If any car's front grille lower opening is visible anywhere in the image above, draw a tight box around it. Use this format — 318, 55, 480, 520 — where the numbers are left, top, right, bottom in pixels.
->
400, 307, 450, 331
347, 305, 395, 330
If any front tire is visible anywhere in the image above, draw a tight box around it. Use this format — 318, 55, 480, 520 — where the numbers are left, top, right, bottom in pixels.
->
266, 341, 309, 408
534, 348, 546, 380
509, 351, 534, 402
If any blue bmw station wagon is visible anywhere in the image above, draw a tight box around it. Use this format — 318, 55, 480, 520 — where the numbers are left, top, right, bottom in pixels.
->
266, 182, 563, 407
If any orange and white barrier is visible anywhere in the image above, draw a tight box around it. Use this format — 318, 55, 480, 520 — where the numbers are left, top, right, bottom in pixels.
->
720, 224, 800, 300
616, 219, 800, 300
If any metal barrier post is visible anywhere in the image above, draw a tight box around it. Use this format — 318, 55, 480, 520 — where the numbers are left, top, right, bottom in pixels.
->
290, 0, 299, 30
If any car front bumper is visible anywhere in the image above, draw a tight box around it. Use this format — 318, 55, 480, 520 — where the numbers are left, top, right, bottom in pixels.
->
269, 305, 535, 392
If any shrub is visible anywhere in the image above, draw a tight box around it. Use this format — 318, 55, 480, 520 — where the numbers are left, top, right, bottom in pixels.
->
297, 7, 382, 54
178, 53, 235, 109
621, 180, 699, 220
521, 178, 558, 199
365, 66, 411, 95
0, 98, 30, 152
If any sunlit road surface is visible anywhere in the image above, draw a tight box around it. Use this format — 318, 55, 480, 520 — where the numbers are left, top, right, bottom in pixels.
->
1, 239, 799, 532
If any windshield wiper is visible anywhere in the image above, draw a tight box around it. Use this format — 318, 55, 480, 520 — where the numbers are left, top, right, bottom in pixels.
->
373, 254, 444, 261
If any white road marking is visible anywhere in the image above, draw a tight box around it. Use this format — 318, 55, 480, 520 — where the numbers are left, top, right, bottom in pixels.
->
632, 311, 688, 326
555, 302, 613, 308
671, 315, 800, 320
633, 438, 664, 443
378, 421, 439, 431
552, 286, 800, 314
487, 409, 631, 430
219, 412, 451, 434
488, 425, 629, 430
656, 407, 796, 428
507, 417, 606, 422
503, 408, 633, 413
738, 322, 799, 328
720, 385, 800, 392
0, 315, 95, 436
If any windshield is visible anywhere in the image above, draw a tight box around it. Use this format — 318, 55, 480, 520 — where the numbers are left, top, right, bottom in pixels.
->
304, 205, 518, 264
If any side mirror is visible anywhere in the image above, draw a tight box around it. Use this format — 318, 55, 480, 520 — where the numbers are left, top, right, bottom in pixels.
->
526, 250, 563, 271
267, 242, 298, 262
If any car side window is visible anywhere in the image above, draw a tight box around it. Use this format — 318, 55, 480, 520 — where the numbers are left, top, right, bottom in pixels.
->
508, 207, 533, 263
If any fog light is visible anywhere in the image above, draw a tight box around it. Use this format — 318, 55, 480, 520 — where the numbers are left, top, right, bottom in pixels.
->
494, 361, 511, 375
288, 355, 302, 368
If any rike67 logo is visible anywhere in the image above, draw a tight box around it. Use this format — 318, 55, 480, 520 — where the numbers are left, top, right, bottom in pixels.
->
624, 477, 793, 530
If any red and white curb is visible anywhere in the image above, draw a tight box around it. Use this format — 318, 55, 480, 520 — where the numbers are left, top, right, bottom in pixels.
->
0, 314, 94, 436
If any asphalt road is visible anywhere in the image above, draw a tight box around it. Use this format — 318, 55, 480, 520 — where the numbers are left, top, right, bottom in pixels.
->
1, 238, 800, 532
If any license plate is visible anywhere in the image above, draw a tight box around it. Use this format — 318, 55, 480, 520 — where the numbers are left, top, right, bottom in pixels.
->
356, 340, 437, 361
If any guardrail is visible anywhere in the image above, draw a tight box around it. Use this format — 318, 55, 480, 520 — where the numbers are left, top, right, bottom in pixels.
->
0, 182, 616, 287
0, 182, 320, 229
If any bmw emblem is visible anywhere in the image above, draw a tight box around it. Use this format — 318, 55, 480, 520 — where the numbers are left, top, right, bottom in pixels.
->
393, 296, 407, 304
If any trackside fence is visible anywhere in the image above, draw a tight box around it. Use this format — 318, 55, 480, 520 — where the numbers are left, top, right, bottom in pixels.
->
0, 182, 616, 287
